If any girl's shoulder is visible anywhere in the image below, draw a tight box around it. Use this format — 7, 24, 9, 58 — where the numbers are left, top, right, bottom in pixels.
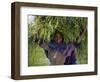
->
66, 42, 75, 49
48, 40, 57, 49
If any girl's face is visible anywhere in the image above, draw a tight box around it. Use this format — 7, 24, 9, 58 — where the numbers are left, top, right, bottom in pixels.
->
54, 33, 63, 44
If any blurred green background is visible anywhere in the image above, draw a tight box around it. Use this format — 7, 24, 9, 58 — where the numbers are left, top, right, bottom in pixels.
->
28, 15, 88, 66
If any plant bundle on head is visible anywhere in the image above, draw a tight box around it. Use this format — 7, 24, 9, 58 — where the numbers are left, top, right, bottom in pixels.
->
28, 15, 88, 65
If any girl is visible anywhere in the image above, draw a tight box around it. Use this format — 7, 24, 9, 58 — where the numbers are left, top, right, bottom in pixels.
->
39, 30, 77, 65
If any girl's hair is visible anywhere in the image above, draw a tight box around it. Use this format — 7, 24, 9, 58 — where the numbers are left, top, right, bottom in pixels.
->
53, 30, 64, 42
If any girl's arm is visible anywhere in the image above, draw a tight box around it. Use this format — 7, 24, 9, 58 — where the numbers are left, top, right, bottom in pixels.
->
39, 39, 49, 51
34, 38, 49, 50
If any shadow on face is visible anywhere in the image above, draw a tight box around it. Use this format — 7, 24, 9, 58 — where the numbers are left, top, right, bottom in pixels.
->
54, 33, 63, 44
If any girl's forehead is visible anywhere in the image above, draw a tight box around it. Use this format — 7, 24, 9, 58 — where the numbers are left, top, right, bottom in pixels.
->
55, 33, 61, 36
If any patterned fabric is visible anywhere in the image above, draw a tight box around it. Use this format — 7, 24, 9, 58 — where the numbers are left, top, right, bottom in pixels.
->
40, 40, 77, 65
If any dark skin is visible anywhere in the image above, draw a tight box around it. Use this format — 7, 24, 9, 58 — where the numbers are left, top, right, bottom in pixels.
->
54, 33, 63, 45
54, 32, 76, 65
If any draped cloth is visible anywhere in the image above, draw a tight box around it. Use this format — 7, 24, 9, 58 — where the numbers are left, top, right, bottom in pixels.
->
40, 40, 77, 65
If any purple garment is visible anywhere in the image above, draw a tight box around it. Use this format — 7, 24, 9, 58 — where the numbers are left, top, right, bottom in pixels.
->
67, 44, 75, 56
48, 40, 67, 52
40, 40, 77, 64
64, 43, 76, 64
